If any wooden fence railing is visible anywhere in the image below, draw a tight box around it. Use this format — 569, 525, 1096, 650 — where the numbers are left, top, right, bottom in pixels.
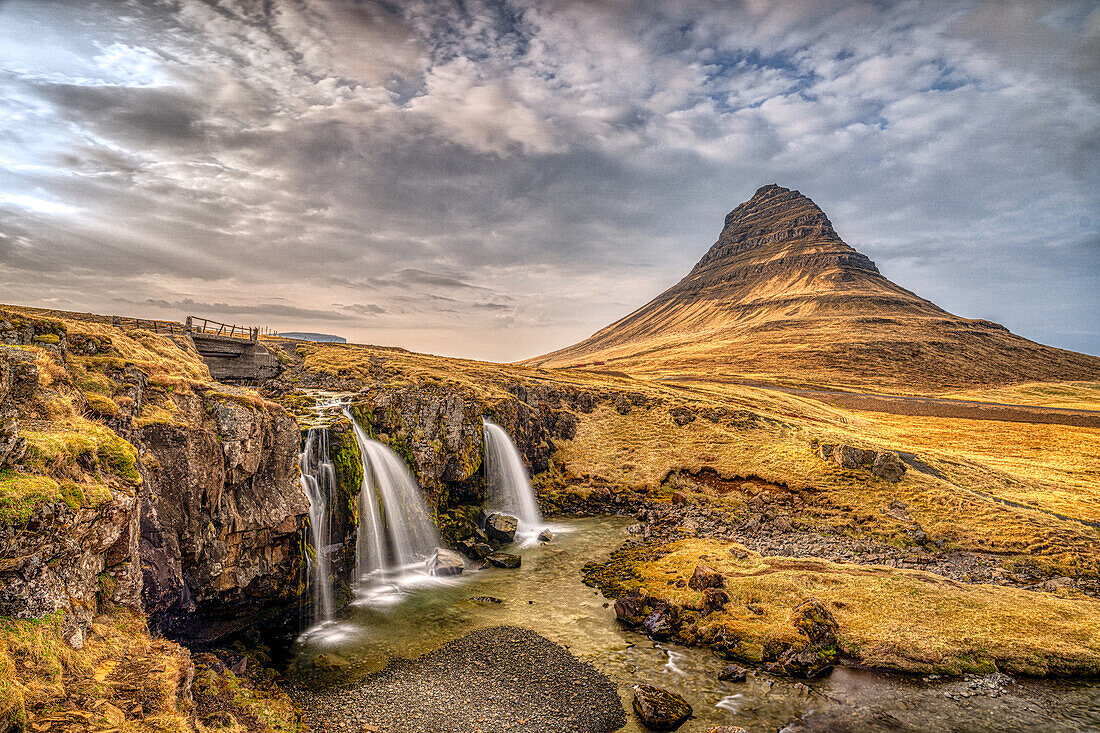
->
110, 316, 186, 336
185, 316, 258, 342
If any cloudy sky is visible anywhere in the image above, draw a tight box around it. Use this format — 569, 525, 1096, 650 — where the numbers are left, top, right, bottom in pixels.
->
0, 0, 1097, 361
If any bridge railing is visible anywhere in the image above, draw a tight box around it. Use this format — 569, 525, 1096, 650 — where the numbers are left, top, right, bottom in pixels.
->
186, 316, 258, 342
110, 316, 186, 336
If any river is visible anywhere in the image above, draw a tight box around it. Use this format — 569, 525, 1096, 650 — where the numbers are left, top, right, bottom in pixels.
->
287, 516, 1100, 732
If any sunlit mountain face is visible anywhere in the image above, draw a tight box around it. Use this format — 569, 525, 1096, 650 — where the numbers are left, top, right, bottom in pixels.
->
1, 0, 1097, 360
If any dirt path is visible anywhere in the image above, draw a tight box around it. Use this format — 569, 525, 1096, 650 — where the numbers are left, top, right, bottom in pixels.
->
661, 376, 1100, 428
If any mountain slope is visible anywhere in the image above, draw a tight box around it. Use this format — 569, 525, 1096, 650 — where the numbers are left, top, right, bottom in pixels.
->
528, 185, 1100, 391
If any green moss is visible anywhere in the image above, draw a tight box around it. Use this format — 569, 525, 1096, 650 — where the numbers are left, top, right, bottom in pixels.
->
84, 393, 119, 418
330, 428, 364, 517
0, 471, 61, 522
23, 422, 140, 488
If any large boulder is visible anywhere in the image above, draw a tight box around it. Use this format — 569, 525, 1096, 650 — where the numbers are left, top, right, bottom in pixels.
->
688, 564, 724, 590
643, 603, 680, 641
485, 513, 518, 544
833, 444, 872, 469
614, 588, 651, 627
872, 451, 907, 482
429, 548, 465, 577
632, 685, 692, 731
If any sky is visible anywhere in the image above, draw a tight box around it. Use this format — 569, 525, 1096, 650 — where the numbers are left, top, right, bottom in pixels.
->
0, 0, 1097, 361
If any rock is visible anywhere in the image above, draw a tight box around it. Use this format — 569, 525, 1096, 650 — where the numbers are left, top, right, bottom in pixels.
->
701, 587, 730, 614
643, 603, 680, 641
627, 523, 644, 534
709, 727, 748, 733
469, 596, 503, 604
429, 548, 465, 577
537, 529, 554, 543
816, 443, 835, 460
485, 513, 518, 544
614, 394, 633, 415
669, 407, 696, 425
688, 564, 725, 590
230, 656, 248, 675
487, 551, 521, 569
314, 652, 351, 670
767, 645, 832, 678
792, 597, 839, 648
773, 515, 793, 532
872, 451, 907, 482
717, 663, 748, 682
632, 684, 692, 731
614, 588, 651, 627
832, 444, 872, 469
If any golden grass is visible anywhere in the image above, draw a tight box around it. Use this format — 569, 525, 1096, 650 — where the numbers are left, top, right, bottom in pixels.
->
943, 381, 1100, 410
635, 539, 1100, 675
0, 610, 193, 733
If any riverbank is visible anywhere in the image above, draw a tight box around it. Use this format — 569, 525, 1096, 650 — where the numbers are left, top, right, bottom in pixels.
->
290, 626, 625, 733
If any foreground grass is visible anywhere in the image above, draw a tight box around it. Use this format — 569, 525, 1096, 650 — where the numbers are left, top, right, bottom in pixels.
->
632, 539, 1100, 676
0, 611, 302, 733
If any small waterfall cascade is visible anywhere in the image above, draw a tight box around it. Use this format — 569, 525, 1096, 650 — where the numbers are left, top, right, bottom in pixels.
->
483, 419, 543, 537
344, 409, 440, 589
300, 427, 336, 624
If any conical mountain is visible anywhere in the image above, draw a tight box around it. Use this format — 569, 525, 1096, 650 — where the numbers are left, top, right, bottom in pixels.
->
528, 185, 1100, 390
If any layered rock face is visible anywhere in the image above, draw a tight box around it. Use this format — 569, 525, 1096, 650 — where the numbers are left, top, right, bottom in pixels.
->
0, 309, 309, 648
139, 397, 307, 644
529, 185, 1100, 389
345, 382, 587, 514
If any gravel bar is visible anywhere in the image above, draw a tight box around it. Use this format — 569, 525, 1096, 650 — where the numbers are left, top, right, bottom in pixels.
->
290, 626, 626, 733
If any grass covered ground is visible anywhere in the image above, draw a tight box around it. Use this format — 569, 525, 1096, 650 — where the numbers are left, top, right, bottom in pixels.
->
625, 538, 1100, 676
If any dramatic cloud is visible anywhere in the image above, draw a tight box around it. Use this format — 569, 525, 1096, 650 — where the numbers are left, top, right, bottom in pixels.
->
0, 0, 1096, 360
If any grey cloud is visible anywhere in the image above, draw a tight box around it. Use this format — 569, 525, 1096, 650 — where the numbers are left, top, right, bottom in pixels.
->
0, 0, 1096, 359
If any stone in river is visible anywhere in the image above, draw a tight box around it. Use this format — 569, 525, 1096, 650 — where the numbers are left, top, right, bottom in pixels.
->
487, 551, 521, 569
632, 684, 692, 731
485, 513, 518, 544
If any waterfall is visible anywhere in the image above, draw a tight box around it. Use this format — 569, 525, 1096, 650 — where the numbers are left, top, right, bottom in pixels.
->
483, 420, 543, 536
300, 427, 336, 624
344, 409, 440, 590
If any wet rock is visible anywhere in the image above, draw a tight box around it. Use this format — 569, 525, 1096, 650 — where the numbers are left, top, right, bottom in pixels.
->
717, 663, 748, 682
632, 684, 692, 731
429, 548, 465, 577
688, 564, 725, 590
487, 551, 521, 569
766, 645, 832, 678
872, 451, 907, 482
537, 529, 554, 543
485, 513, 518, 544
708, 727, 748, 733
469, 596, 503, 604
643, 603, 680, 641
614, 588, 651, 627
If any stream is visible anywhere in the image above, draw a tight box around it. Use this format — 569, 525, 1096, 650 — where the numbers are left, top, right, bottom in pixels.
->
287, 516, 1100, 732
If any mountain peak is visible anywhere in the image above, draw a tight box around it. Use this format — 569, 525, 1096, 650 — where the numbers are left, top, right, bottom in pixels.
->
695, 183, 870, 275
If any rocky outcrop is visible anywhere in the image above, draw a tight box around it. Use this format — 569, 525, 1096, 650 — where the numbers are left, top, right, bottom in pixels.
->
138, 395, 307, 644
345, 382, 586, 516
810, 440, 907, 483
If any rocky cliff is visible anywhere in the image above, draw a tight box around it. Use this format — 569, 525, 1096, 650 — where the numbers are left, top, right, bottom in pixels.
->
0, 308, 309, 648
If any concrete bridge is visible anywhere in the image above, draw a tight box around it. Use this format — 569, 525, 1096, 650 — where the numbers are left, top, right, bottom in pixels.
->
186, 316, 280, 383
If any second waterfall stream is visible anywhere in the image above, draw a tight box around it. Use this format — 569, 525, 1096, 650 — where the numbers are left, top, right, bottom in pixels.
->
345, 409, 441, 601
483, 419, 544, 542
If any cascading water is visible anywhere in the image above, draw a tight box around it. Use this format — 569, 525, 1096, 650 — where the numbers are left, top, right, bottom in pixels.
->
300, 427, 336, 624
483, 420, 543, 539
344, 409, 441, 596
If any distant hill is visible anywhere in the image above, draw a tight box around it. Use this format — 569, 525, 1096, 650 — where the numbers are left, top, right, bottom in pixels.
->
527, 184, 1100, 391
278, 332, 347, 343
